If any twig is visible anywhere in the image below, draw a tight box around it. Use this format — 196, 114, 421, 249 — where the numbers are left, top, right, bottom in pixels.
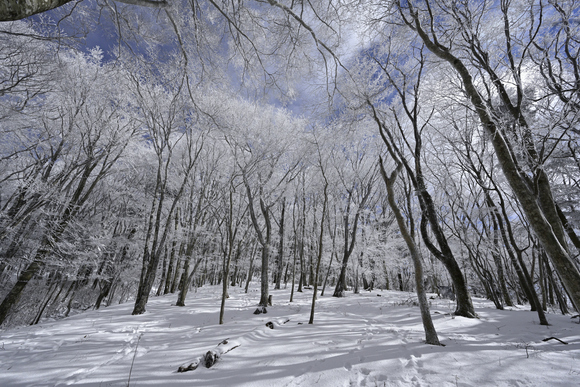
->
542, 337, 568, 345
127, 333, 143, 386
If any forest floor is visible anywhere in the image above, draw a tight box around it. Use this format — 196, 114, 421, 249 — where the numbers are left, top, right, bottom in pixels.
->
0, 283, 579, 386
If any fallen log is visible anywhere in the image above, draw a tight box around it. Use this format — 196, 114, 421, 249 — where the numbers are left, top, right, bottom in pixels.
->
177, 339, 240, 373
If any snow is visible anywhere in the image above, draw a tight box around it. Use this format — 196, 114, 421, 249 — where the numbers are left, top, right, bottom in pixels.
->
0, 284, 578, 386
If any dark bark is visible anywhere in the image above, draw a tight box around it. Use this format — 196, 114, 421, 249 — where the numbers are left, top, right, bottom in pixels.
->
309, 175, 328, 324
164, 244, 176, 294
95, 279, 113, 310
290, 204, 299, 302
333, 181, 373, 297
243, 175, 273, 307
494, 190, 549, 324
170, 256, 182, 294
0, 260, 41, 325
133, 136, 200, 315
176, 256, 203, 307
489, 203, 513, 307
275, 198, 286, 290
156, 247, 169, 297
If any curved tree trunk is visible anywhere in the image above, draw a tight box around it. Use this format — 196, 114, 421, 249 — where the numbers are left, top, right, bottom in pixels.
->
380, 158, 441, 345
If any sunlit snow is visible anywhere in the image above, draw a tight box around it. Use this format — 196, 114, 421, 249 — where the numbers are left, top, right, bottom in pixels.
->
0, 284, 578, 386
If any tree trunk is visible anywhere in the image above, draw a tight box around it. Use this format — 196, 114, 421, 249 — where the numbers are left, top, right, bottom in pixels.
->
170, 254, 182, 294
164, 244, 176, 294
219, 250, 232, 324
275, 198, 286, 290
243, 176, 272, 307
320, 250, 335, 297
491, 217, 513, 307
258, 244, 270, 306
156, 246, 169, 297
0, 260, 42, 325
309, 178, 328, 324
95, 279, 113, 310
176, 256, 203, 307
380, 159, 440, 345
369, 83, 475, 317
333, 185, 372, 298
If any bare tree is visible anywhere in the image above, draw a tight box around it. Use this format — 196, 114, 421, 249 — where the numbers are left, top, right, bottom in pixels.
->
397, 0, 580, 312
0, 49, 137, 325
130, 66, 205, 315
379, 155, 441, 345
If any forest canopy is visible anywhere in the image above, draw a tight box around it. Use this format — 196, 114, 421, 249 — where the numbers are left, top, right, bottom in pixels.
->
1, 1, 579, 339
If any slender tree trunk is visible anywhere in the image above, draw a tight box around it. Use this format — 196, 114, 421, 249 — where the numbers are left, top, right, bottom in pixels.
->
497, 208, 548, 324
297, 238, 305, 293
31, 281, 58, 325
244, 177, 272, 307
95, 279, 113, 310
309, 179, 328, 324
164, 244, 176, 294
244, 259, 254, 294
380, 159, 440, 345
491, 219, 513, 307
219, 248, 233, 324
244, 242, 258, 294
275, 198, 286, 290
370, 91, 475, 317
321, 250, 335, 297
290, 240, 297, 302
170, 256, 182, 294
542, 253, 568, 315
258, 243, 270, 306
333, 185, 372, 298
157, 246, 169, 296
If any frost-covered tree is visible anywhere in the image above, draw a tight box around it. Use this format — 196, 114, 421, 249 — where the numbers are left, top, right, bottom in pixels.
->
0, 43, 137, 325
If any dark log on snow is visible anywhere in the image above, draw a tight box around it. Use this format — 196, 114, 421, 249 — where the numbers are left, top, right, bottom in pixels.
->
177, 339, 240, 373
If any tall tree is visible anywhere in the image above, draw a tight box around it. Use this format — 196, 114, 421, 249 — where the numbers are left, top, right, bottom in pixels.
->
130, 65, 205, 315
0, 48, 137, 325
397, 0, 580, 313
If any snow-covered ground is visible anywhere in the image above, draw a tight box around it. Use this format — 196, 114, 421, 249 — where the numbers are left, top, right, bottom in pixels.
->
0, 284, 578, 386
